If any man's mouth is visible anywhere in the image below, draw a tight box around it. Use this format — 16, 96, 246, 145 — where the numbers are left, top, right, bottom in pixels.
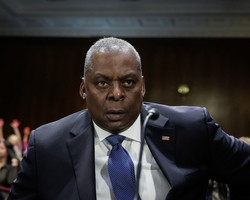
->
106, 110, 125, 121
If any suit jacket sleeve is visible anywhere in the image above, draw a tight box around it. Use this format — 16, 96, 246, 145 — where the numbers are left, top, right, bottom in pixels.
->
205, 108, 250, 199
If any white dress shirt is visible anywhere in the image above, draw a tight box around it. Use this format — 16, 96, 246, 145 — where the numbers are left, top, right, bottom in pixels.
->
94, 115, 171, 200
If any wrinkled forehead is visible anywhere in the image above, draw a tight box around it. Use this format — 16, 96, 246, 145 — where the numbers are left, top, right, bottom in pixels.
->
85, 50, 141, 79
91, 49, 138, 70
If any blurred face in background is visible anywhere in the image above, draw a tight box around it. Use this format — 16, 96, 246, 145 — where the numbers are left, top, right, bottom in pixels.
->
7, 134, 18, 146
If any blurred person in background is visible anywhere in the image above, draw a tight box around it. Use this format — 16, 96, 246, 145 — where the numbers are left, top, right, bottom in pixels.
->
0, 119, 31, 160
239, 136, 250, 145
7, 120, 22, 161
0, 140, 18, 200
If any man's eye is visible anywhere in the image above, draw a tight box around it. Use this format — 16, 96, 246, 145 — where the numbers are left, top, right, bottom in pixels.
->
97, 81, 108, 87
123, 80, 134, 87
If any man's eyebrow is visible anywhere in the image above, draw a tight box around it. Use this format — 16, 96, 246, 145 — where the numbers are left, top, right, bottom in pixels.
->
120, 73, 139, 79
94, 73, 110, 79
94, 72, 138, 78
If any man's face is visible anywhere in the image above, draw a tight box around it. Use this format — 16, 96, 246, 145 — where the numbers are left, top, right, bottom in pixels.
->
81, 50, 145, 133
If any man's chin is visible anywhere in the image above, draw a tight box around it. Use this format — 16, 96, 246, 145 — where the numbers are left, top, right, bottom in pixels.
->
104, 123, 130, 134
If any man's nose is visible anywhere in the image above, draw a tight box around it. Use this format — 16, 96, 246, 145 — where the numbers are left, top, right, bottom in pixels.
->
108, 82, 125, 101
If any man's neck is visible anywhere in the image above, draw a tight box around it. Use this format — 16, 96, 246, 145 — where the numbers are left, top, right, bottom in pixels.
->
93, 114, 141, 143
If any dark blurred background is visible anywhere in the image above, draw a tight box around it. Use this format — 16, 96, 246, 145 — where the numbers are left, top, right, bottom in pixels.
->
0, 0, 250, 138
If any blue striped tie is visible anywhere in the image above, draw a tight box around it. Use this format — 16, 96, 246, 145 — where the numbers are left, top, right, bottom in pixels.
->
106, 135, 140, 200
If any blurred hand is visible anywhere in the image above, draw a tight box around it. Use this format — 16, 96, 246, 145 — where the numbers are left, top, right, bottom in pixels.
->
10, 119, 20, 129
23, 126, 31, 136
0, 118, 4, 127
11, 158, 19, 167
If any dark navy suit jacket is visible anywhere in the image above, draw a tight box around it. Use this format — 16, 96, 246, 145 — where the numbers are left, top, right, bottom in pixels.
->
7, 102, 250, 200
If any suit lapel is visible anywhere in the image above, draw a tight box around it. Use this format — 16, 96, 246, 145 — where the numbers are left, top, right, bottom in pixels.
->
66, 110, 96, 200
142, 105, 184, 191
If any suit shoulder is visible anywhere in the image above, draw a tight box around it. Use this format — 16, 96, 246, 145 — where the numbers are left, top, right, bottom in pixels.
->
33, 110, 88, 138
143, 102, 207, 118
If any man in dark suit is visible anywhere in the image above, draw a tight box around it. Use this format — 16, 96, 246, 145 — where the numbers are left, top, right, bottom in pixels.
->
7, 37, 250, 200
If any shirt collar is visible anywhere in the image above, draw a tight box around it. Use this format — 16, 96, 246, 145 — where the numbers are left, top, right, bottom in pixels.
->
93, 114, 141, 143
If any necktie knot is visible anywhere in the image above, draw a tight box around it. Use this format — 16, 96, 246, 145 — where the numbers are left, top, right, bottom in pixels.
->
106, 134, 125, 146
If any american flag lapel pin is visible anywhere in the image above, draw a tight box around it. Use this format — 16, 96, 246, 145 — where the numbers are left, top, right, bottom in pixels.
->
162, 136, 170, 141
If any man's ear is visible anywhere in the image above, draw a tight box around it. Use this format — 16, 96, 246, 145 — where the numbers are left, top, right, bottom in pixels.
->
79, 78, 86, 100
141, 76, 146, 97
